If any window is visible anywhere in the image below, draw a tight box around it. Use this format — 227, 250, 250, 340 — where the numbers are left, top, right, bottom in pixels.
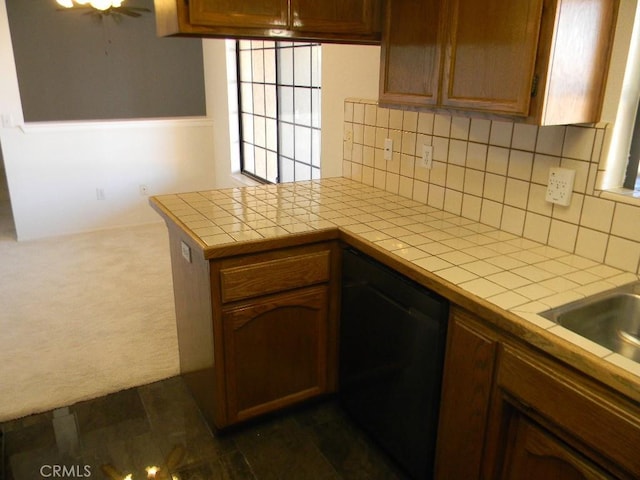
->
603, 2, 640, 195
237, 40, 321, 184
624, 100, 640, 190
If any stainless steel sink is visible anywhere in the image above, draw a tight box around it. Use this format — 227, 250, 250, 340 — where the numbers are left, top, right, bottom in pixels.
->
540, 282, 640, 363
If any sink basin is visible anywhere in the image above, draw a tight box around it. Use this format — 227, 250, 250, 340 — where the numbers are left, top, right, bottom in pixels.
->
540, 282, 640, 363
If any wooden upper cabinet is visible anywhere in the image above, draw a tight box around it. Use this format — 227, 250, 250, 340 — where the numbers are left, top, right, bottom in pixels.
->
441, 0, 543, 116
379, 0, 443, 107
189, 0, 288, 29
154, 0, 383, 44
291, 0, 381, 35
532, 0, 619, 125
379, 0, 619, 125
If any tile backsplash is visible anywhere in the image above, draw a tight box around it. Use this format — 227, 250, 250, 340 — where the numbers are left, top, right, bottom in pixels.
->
342, 98, 640, 275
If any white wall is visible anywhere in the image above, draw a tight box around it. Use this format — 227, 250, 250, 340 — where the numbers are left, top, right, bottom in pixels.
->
202, 39, 244, 186
321, 44, 381, 178
0, 0, 21, 125
0, 121, 218, 239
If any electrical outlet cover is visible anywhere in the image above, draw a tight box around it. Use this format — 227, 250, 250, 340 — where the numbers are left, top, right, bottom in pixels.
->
384, 138, 393, 161
420, 145, 433, 169
344, 129, 353, 142
545, 167, 575, 206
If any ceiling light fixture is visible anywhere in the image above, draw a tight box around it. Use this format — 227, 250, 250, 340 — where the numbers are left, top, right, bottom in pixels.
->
56, 0, 124, 10
55, 0, 150, 17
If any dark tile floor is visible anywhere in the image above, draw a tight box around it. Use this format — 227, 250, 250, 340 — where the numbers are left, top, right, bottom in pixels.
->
1, 376, 409, 480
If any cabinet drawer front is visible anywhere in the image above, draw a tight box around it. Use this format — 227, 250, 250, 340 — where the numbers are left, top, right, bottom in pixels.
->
291, 0, 381, 34
498, 346, 640, 476
189, 0, 289, 29
220, 250, 331, 303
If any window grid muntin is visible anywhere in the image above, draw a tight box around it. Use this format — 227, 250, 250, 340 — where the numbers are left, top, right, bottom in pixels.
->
238, 40, 321, 183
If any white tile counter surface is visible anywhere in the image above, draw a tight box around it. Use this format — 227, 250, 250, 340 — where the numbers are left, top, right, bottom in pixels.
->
151, 177, 640, 387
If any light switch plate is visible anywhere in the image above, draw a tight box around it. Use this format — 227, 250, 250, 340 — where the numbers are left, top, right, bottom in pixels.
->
1, 114, 13, 128
545, 167, 575, 206
181, 241, 192, 263
344, 128, 353, 148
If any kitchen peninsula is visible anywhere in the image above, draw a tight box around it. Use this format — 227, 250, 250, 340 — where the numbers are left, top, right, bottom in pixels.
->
151, 177, 640, 478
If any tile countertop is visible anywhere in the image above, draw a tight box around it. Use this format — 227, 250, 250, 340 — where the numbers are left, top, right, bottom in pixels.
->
150, 177, 640, 400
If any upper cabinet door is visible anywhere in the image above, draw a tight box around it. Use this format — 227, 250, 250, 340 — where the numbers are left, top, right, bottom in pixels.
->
189, 0, 289, 29
532, 0, 619, 125
440, 0, 544, 116
291, 0, 381, 35
379, 0, 444, 107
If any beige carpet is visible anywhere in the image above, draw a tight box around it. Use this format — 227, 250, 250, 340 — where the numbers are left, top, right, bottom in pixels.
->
0, 166, 180, 422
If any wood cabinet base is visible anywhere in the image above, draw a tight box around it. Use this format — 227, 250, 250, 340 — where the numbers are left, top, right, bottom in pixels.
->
436, 307, 640, 480
166, 225, 340, 430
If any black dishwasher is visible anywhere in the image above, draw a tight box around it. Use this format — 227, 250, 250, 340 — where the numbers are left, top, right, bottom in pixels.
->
339, 248, 449, 480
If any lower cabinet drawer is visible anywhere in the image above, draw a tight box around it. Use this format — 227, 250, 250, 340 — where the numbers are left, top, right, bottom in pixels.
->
219, 247, 331, 303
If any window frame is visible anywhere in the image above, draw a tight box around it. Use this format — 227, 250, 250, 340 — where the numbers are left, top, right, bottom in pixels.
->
623, 99, 640, 190
236, 40, 321, 184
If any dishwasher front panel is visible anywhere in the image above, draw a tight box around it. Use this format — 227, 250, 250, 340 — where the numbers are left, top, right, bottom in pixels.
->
339, 248, 449, 480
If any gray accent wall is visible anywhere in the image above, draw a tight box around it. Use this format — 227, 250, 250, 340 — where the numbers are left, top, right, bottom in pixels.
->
6, 0, 205, 122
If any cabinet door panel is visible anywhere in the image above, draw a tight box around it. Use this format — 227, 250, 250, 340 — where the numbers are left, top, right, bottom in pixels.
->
379, 0, 443, 106
536, 0, 618, 125
222, 286, 328, 423
496, 346, 640, 477
291, 0, 380, 34
441, 0, 543, 115
502, 415, 612, 480
435, 308, 498, 480
189, 0, 288, 29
